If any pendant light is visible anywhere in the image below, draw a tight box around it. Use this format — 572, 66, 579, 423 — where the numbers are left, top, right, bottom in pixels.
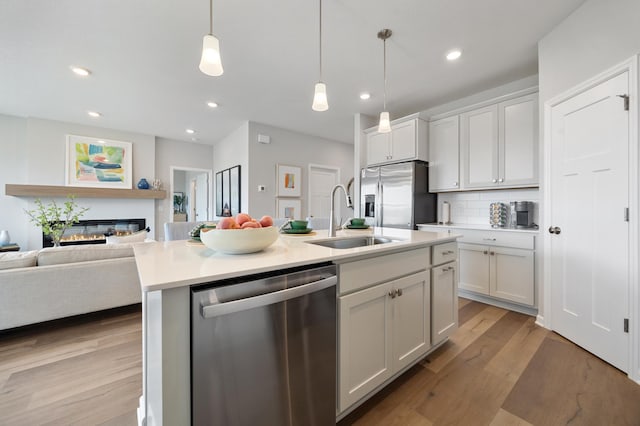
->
311, 0, 329, 111
377, 29, 392, 133
199, 0, 224, 76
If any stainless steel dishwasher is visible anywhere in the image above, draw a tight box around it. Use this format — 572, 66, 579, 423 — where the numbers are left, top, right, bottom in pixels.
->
191, 263, 337, 426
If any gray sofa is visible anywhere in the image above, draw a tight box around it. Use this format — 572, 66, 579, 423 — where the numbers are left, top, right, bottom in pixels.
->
0, 244, 142, 331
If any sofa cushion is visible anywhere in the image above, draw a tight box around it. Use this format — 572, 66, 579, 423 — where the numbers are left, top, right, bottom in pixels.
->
37, 244, 134, 266
0, 250, 38, 270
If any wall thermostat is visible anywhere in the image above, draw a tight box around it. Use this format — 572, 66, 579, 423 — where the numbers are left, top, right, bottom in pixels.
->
258, 185, 266, 192
257, 134, 271, 144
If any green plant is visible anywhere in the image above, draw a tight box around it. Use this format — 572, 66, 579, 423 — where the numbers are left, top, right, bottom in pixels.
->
174, 194, 186, 213
24, 196, 90, 247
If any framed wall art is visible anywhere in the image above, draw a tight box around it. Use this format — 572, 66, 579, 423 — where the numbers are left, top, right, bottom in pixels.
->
65, 135, 132, 188
276, 198, 301, 219
215, 165, 241, 217
276, 164, 301, 197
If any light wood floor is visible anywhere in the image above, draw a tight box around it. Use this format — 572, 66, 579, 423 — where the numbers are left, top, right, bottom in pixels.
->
1, 300, 639, 425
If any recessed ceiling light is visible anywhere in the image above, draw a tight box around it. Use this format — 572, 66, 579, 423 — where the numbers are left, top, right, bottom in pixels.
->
446, 50, 462, 61
71, 66, 91, 77
360, 93, 371, 100
191, 137, 198, 142
87, 111, 101, 118
186, 129, 195, 134
207, 101, 218, 108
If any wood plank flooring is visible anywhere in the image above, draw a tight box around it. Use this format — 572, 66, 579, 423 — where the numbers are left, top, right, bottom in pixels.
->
1, 300, 639, 425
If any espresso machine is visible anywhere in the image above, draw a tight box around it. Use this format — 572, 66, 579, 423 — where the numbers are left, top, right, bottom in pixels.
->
509, 201, 535, 229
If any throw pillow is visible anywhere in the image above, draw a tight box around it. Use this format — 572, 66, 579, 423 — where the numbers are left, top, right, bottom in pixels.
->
0, 250, 38, 270
106, 230, 148, 244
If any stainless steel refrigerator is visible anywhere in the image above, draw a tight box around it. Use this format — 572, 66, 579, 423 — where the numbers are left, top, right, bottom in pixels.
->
361, 161, 436, 229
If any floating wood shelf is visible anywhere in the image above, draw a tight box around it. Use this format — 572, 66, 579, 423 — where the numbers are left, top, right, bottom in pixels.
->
5, 184, 166, 199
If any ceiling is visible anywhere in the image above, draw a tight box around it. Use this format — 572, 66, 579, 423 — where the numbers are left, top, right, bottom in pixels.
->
0, 0, 585, 145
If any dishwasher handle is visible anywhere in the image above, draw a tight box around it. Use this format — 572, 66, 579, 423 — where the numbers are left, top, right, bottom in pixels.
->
201, 275, 337, 319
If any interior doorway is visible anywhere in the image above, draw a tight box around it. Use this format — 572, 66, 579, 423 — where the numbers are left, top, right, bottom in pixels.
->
308, 164, 340, 220
170, 166, 212, 223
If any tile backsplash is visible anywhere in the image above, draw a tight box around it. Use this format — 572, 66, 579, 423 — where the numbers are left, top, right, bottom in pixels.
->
436, 188, 540, 226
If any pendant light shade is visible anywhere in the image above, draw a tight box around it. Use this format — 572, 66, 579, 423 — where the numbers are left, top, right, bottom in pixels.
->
377, 29, 392, 133
312, 82, 329, 111
200, 0, 223, 77
378, 111, 391, 133
199, 34, 224, 76
311, 0, 329, 111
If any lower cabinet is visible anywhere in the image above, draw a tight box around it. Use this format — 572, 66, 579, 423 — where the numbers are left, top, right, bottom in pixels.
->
338, 270, 430, 412
431, 260, 458, 345
458, 243, 534, 306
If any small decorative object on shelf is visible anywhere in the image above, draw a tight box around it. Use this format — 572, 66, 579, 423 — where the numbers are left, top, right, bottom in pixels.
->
0, 230, 10, 246
152, 178, 162, 190
137, 178, 150, 189
24, 196, 89, 247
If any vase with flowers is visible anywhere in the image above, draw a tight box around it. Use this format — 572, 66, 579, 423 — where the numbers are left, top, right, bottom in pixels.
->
25, 196, 90, 247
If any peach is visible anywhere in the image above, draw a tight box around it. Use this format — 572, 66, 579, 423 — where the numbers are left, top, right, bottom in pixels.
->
218, 217, 239, 229
236, 213, 252, 226
259, 215, 273, 228
241, 221, 261, 229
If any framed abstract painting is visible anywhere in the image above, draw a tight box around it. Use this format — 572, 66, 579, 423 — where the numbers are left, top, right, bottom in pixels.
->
276, 198, 301, 219
65, 135, 132, 188
276, 164, 301, 197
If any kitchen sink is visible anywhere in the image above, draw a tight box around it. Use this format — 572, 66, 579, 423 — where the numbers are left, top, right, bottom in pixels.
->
306, 236, 401, 249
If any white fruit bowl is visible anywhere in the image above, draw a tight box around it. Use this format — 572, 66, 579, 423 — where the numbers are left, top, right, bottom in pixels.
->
200, 226, 279, 254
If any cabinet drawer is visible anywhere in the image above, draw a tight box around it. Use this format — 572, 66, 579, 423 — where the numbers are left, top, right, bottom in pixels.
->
457, 229, 534, 250
339, 247, 430, 295
433, 242, 457, 266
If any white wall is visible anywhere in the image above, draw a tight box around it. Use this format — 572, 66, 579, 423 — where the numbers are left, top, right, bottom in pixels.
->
213, 122, 249, 218
247, 122, 354, 219
0, 115, 159, 249
155, 137, 213, 233
538, 0, 640, 105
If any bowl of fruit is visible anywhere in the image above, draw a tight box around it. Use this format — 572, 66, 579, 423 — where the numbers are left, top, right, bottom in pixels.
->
200, 214, 278, 254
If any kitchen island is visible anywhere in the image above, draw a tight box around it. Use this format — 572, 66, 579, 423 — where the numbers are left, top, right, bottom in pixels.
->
134, 227, 459, 426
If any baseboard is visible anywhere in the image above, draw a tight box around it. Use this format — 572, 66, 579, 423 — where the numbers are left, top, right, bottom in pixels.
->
535, 314, 545, 328
458, 290, 538, 317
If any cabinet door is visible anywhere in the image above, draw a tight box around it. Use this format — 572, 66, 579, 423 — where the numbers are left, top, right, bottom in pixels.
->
458, 243, 490, 295
338, 281, 393, 412
429, 116, 460, 191
366, 131, 390, 165
391, 271, 430, 372
432, 261, 458, 345
489, 246, 534, 306
461, 104, 499, 188
390, 119, 417, 162
499, 93, 538, 187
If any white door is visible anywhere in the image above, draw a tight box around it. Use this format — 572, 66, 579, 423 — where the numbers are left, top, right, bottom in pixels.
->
195, 173, 209, 220
308, 165, 339, 220
549, 71, 629, 372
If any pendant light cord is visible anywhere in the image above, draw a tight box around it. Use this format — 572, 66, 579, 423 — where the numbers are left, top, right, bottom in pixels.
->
209, 0, 213, 34
319, 0, 323, 82
383, 36, 387, 111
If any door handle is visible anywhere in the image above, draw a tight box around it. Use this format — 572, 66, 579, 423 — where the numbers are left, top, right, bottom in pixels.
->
548, 226, 561, 235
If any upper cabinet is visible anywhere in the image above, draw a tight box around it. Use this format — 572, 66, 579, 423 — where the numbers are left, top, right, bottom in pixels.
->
366, 116, 428, 166
461, 92, 538, 189
428, 115, 460, 192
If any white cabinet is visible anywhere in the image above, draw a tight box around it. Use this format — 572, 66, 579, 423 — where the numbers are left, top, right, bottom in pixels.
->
458, 243, 534, 306
338, 270, 430, 412
431, 242, 458, 345
366, 117, 428, 166
428, 116, 460, 192
461, 93, 538, 189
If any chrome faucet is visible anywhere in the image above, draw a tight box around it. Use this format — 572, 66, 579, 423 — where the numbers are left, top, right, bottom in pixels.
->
328, 184, 353, 237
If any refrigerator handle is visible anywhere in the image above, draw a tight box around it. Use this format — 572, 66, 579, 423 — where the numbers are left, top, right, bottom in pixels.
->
377, 181, 383, 227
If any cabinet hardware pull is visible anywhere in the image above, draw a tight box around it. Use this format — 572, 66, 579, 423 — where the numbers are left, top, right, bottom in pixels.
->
454, 182, 458, 187
482, 238, 497, 241
490, 251, 495, 256
397, 288, 403, 297
388, 290, 396, 298
442, 267, 449, 272
483, 250, 488, 255
492, 179, 497, 183
548, 226, 561, 235
498, 178, 504, 183
443, 250, 454, 255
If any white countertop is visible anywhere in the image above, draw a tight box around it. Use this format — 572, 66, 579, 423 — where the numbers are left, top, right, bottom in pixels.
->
416, 223, 540, 234
133, 227, 460, 292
